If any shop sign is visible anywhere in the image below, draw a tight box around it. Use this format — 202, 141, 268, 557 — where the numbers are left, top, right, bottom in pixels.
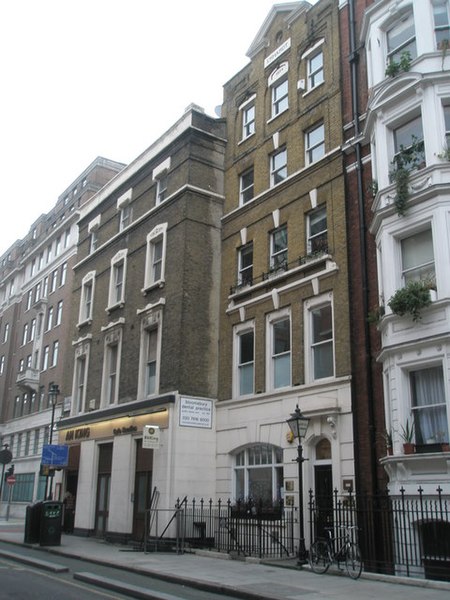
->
143, 425, 160, 449
58, 409, 169, 445
179, 397, 212, 429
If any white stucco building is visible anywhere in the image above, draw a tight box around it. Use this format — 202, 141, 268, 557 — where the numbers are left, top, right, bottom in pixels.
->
363, 0, 450, 496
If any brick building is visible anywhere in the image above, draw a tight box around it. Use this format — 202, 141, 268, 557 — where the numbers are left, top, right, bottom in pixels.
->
56, 105, 226, 540
0, 157, 124, 515
216, 0, 354, 544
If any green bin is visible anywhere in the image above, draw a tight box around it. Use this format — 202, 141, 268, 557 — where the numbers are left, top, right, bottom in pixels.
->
39, 501, 63, 546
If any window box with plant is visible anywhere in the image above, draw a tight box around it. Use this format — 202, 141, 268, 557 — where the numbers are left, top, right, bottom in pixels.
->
388, 279, 435, 322
385, 51, 412, 78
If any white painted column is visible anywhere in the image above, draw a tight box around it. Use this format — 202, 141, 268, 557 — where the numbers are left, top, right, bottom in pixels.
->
108, 435, 135, 534
74, 440, 97, 531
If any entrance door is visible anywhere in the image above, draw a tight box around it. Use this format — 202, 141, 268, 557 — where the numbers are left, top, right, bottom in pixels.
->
95, 443, 112, 537
96, 474, 111, 535
314, 464, 333, 538
132, 439, 153, 541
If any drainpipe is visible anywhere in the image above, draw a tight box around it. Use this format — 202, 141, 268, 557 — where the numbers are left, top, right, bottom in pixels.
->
348, 0, 379, 496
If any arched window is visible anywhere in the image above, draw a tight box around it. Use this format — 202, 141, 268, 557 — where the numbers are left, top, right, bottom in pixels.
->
234, 444, 283, 504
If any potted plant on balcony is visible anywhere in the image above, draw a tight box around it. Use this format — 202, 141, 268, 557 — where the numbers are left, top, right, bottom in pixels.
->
400, 419, 415, 454
388, 279, 435, 322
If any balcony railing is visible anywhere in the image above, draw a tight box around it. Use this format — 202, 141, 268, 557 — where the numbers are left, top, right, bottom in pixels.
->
16, 368, 40, 390
230, 247, 330, 296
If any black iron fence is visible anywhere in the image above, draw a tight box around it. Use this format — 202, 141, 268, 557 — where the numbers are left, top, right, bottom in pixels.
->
174, 498, 296, 559
309, 487, 450, 582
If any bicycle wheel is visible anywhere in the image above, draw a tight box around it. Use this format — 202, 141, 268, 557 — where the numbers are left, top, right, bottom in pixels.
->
309, 540, 332, 574
345, 542, 362, 579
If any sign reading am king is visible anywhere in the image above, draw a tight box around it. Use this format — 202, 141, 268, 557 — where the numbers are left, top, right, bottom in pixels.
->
143, 425, 160, 449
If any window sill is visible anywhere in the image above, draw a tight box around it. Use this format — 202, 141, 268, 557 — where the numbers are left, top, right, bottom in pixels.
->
238, 132, 255, 146
77, 318, 93, 328
301, 81, 325, 98
141, 280, 165, 295
267, 107, 289, 125
106, 301, 125, 314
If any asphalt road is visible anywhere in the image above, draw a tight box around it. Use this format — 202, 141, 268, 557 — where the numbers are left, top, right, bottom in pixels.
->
0, 541, 244, 600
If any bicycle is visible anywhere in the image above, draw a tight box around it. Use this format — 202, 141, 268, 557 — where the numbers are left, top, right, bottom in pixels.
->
308, 525, 362, 579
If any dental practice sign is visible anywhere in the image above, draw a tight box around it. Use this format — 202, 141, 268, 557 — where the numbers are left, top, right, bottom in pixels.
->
179, 397, 212, 429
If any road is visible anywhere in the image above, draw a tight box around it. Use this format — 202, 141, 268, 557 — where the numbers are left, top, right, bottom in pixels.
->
0, 541, 243, 600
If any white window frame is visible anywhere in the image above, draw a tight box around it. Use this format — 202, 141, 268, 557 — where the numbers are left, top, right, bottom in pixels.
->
51, 340, 59, 367
266, 308, 291, 391
153, 157, 171, 205
270, 225, 288, 271
88, 216, 101, 254
307, 206, 328, 255
400, 226, 435, 285
270, 71, 289, 118
241, 96, 256, 140
119, 204, 133, 231
239, 168, 254, 205
137, 307, 163, 399
305, 123, 325, 165
72, 342, 90, 415
55, 300, 63, 326
0, 356, 4, 375
46, 306, 53, 331
234, 444, 283, 504
143, 223, 167, 291
301, 39, 325, 92
270, 148, 287, 187
107, 250, 127, 310
386, 10, 417, 63
409, 364, 449, 447
392, 113, 424, 170
101, 326, 123, 407
304, 293, 335, 383
42, 345, 49, 371
79, 271, 96, 325
60, 262, 67, 287
434, 0, 450, 47
238, 243, 253, 287
233, 321, 255, 398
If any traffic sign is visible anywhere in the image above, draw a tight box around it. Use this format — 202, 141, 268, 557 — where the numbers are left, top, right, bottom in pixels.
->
41, 444, 69, 467
0, 449, 12, 465
6, 475, 16, 485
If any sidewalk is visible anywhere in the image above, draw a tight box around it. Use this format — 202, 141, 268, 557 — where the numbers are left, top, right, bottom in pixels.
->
1, 517, 450, 600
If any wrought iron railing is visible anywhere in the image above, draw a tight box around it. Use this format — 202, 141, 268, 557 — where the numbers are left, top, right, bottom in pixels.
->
309, 487, 450, 582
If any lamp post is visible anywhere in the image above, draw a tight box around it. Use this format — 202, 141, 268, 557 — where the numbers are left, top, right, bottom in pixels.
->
46, 383, 60, 500
286, 405, 310, 565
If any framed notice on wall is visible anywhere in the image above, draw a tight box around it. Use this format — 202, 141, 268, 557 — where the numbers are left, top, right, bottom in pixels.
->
179, 397, 213, 429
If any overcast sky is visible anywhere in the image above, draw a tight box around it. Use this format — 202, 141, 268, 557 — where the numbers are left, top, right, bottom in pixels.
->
0, 0, 320, 257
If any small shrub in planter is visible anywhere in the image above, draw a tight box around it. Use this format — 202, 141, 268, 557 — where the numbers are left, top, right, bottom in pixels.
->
388, 280, 434, 322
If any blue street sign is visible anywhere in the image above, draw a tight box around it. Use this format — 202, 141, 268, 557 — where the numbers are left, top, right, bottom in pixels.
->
41, 444, 69, 467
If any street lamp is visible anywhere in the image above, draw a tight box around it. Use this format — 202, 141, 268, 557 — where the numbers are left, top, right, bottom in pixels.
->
46, 383, 60, 500
286, 405, 310, 565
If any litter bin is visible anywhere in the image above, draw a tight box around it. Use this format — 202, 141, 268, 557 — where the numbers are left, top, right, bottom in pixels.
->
39, 501, 63, 546
24, 502, 42, 544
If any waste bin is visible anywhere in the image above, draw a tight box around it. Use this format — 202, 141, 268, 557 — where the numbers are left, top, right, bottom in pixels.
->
24, 502, 42, 544
39, 501, 63, 546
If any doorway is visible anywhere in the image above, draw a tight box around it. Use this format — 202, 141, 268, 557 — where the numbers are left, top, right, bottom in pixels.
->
95, 443, 112, 537
313, 439, 333, 538
132, 439, 153, 541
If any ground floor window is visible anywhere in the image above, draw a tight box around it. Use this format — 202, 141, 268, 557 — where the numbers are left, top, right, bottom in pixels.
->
234, 444, 283, 506
2, 473, 35, 502
411, 366, 448, 447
